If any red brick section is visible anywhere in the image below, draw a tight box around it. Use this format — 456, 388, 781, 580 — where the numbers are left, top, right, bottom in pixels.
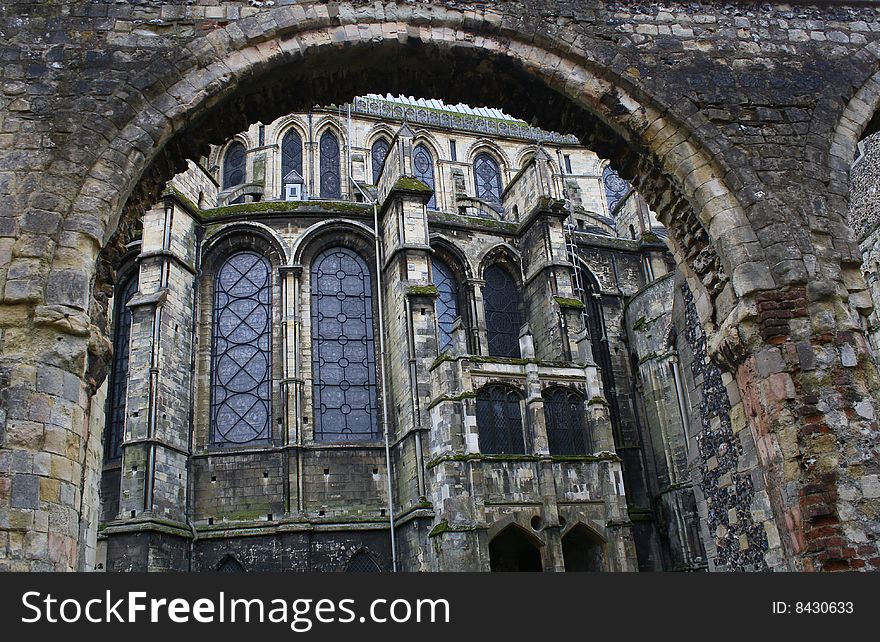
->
756, 287, 807, 345
751, 287, 880, 571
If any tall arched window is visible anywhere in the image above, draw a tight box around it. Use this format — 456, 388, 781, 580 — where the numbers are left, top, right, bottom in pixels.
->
543, 387, 590, 455
413, 143, 436, 209
281, 129, 303, 196
223, 141, 246, 189
476, 385, 525, 454
320, 130, 341, 199
474, 152, 503, 203
371, 138, 389, 184
483, 264, 523, 358
105, 273, 138, 461
346, 551, 381, 572
432, 257, 459, 353
210, 251, 272, 445
602, 165, 629, 212
311, 247, 379, 442
223, 141, 247, 205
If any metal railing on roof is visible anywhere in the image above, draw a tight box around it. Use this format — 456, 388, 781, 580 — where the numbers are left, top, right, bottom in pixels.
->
351, 96, 581, 146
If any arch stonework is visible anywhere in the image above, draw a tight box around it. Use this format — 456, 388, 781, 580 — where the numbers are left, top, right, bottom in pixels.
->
0, 1, 879, 572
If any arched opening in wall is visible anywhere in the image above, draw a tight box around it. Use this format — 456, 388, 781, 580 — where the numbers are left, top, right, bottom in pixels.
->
561, 523, 605, 572
222, 141, 247, 204
346, 551, 382, 572
65, 13, 759, 573
483, 264, 524, 358
311, 246, 380, 442
217, 555, 246, 572
489, 525, 543, 572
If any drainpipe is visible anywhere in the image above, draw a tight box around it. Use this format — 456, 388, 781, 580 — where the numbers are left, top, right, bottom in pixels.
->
280, 267, 291, 515
351, 175, 398, 572
347, 104, 353, 201
144, 200, 174, 514
185, 223, 204, 570
308, 111, 314, 197
670, 353, 691, 458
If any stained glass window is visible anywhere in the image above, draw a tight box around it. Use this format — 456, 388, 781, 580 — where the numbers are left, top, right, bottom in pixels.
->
281, 129, 303, 196
413, 144, 436, 209
105, 274, 138, 461
476, 385, 525, 454
543, 387, 590, 455
320, 130, 341, 199
474, 153, 502, 203
602, 165, 629, 212
223, 141, 247, 205
210, 251, 272, 445
371, 138, 389, 185
483, 264, 523, 358
432, 257, 459, 353
311, 247, 379, 442
346, 552, 381, 572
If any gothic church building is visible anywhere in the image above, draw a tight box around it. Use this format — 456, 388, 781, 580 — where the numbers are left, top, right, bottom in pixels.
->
98, 96, 767, 572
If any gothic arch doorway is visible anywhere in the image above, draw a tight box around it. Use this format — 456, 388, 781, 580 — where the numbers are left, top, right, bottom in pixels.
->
561, 524, 606, 572
489, 525, 543, 572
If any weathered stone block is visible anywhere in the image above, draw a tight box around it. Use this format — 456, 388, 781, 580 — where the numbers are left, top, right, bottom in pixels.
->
11, 474, 39, 510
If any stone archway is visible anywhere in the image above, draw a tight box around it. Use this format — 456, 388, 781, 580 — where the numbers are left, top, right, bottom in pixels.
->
561, 523, 606, 572
489, 524, 543, 572
1, 1, 879, 572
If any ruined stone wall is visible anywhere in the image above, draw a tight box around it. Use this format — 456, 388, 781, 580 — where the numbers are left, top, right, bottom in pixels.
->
851, 133, 880, 353
170, 160, 219, 211
673, 280, 779, 571
624, 274, 707, 570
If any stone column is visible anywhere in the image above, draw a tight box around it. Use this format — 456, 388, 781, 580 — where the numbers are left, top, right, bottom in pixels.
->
102, 198, 197, 571
0, 207, 106, 570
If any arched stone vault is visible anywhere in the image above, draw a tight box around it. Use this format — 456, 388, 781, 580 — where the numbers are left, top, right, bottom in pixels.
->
1, 1, 879, 572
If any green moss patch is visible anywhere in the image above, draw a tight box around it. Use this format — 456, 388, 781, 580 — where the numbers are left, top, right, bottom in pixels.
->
554, 295, 585, 310
408, 284, 438, 297
429, 352, 453, 371
428, 520, 449, 538
393, 176, 433, 193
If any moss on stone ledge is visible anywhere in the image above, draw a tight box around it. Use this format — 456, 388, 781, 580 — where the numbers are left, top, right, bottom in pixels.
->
393, 176, 433, 193
554, 295, 585, 310
430, 352, 453, 371
408, 284, 438, 297
428, 520, 449, 538
206, 199, 370, 218
162, 188, 373, 221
